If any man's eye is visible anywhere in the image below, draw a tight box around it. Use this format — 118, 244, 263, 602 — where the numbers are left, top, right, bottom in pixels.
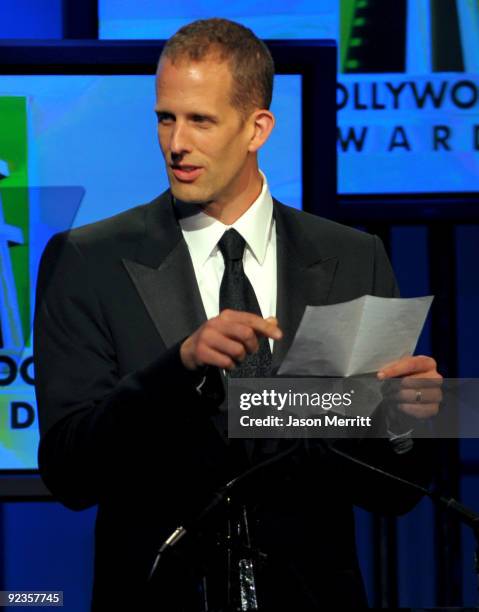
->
192, 115, 210, 124
157, 113, 174, 124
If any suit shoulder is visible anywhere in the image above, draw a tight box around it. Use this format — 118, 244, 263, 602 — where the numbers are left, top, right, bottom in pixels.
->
67, 201, 151, 247
274, 200, 374, 251
49, 192, 169, 256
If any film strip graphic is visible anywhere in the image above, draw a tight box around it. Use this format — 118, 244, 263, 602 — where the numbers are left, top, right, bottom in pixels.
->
341, 0, 479, 73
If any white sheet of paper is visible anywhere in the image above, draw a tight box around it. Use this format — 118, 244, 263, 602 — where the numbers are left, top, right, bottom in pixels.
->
277, 295, 433, 376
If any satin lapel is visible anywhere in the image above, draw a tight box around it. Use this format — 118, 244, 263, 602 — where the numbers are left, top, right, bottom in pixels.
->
123, 241, 206, 349
122, 191, 207, 349
122, 194, 339, 379
271, 203, 339, 372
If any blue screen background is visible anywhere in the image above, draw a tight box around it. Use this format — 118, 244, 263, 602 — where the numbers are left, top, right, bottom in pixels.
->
98, 0, 478, 195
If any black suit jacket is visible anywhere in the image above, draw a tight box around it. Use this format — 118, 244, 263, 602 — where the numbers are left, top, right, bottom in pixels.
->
34, 192, 433, 610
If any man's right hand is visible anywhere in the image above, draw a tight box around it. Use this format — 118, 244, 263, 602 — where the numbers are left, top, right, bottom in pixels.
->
180, 309, 282, 371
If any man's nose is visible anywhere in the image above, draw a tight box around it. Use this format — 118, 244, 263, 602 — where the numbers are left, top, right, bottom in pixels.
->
169, 122, 191, 155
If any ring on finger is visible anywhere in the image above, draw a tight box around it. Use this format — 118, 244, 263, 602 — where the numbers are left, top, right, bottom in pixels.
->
415, 390, 422, 403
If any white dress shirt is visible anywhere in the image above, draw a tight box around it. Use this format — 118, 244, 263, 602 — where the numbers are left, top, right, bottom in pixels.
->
177, 174, 411, 450
178, 172, 277, 350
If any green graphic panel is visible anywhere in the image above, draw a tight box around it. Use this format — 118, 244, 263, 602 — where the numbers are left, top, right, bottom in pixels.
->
0, 97, 30, 343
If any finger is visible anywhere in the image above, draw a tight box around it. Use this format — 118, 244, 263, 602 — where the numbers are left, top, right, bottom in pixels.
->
393, 388, 443, 404
379, 355, 437, 377
220, 309, 282, 339
196, 344, 237, 370
400, 373, 443, 386
202, 329, 249, 364
220, 309, 282, 337
383, 380, 443, 404
377, 355, 437, 379
265, 316, 280, 334
398, 403, 440, 418
249, 316, 282, 339
396, 375, 443, 388
381, 380, 442, 404
212, 320, 260, 354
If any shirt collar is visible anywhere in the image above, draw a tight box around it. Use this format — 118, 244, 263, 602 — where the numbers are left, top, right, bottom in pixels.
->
178, 171, 273, 267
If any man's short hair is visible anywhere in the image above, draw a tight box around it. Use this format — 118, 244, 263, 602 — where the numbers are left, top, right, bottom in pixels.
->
160, 18, 274, 118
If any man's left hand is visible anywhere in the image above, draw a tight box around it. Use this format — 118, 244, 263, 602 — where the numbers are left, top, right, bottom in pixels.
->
377, 355, 443, 418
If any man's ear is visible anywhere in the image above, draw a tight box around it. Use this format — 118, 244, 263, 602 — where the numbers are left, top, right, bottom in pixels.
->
248, 110, 275, 153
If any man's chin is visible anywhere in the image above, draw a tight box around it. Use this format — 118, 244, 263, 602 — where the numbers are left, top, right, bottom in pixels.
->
170, 184, 212, 207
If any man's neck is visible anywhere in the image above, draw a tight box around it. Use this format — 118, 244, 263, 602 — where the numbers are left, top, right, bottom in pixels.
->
202, 168, 263, 225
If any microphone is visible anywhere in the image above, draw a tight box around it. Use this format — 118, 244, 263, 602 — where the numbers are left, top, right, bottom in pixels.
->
328, 443, 479, 530
328, 441, 479, 606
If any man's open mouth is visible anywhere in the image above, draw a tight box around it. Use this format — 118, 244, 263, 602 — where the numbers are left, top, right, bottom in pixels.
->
170, 165, 203, 182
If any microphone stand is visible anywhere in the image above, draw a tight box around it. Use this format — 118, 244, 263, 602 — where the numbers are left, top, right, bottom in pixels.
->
226, 497, 260, 611
329, 444, 479, 606
148, 440, 299, 611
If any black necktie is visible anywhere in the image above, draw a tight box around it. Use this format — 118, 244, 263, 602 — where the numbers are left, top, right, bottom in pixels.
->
218, 228, 272, 377
218, 228, 268, 610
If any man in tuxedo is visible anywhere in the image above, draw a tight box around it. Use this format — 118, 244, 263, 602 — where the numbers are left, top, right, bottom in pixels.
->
34, 18, 442, 611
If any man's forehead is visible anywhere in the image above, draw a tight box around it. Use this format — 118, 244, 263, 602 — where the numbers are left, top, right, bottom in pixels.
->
155, 56, 235, 111
156, 52, 232, 79
154, 57, 240, 120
